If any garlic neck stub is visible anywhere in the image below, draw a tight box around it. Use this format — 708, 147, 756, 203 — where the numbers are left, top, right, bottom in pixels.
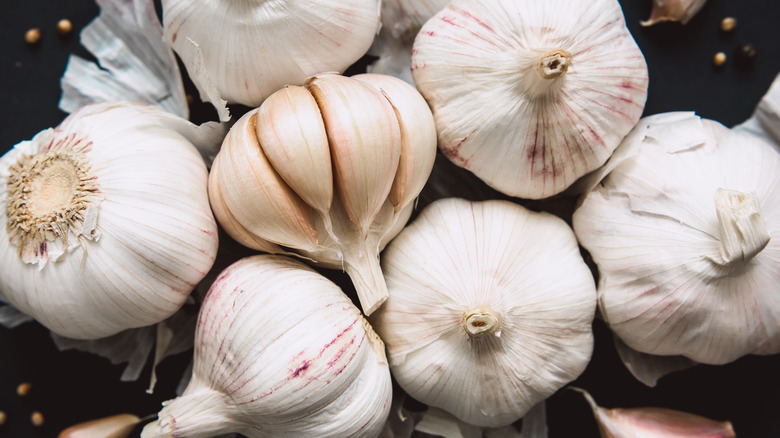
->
713, 188, 770, 265
537, 49, 572, 79
462, 307, 501, 338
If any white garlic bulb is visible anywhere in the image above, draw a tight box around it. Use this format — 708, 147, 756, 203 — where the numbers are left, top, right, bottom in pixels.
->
0, 102, 219, 340
208, 73, 437, 315
573, 112, 780, 365
371, 198, 597, 428
641, 0, 709, 26
411, 0, 649, 199
161, 0, 381, 108
141, 254, 392, 438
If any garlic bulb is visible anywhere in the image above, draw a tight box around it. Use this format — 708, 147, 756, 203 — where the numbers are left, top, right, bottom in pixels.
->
161, 0, 381, 108
641, 0, 709, 26
0, 102, 219, 340
371, 198, 597, 428
141, 254, 392, 438
573, 112, 780, 365
411, 0, 649, 199
208, 73, 437, 315
572, 388, 736, 437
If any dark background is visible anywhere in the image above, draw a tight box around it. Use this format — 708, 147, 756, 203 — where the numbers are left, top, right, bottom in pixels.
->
1, 0, 780, 437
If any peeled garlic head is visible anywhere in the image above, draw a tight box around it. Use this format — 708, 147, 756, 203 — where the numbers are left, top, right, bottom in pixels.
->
141, 255, 392, 438
208, 73, 437, 316
573, 113, 780, 365
371, 198, 597, 428
0, 102, 218, 340
411, 0, 649, 199
161, 0, 381, 107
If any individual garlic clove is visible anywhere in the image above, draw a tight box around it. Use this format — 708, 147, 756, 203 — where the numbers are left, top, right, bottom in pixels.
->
141, 255, 392, 438
641, 0, 709, 26
209, 108, 319, 251
306, 74, 402, 238
571, 388, 736, 438
255, 85, 335, 239
411, 0, 649, 199
58, 413, 140, 438
372, 198, 597, 427
352, 73, 438, 216
161, 0, 381, 107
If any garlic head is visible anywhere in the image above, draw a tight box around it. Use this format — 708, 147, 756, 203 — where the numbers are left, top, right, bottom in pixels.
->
411, 0, 649, 199
371, 198, 597, 427
141, 254, 392, 438
208, 73, 437, 315
0, 102, 219, 339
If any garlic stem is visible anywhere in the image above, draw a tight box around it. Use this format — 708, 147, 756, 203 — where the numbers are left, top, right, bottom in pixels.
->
714, 188, 770, 265
141, 387, 231, 438
343, 242, 388, 316
537, 49, 572, 79
462, 307, 501, 338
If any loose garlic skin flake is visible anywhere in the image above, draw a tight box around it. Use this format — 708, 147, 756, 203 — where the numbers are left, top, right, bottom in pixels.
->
208, 73, 437, 316
141, 255, 392, 438
573, 114, 780, 365
411, 0, 649, 199
161, 0, 381, 107
0, 102, 218, 340
372, 198, 597, 428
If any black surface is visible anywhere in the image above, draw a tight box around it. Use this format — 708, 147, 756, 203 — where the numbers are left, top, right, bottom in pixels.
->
2, 0, 780, 437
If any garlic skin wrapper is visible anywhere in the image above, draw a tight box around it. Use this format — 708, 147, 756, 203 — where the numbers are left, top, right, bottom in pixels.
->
411, 0, 649, 199
641, 0, 708, 26
0, 102, 218, 340
141, 255, 392, 438
372, 198, 597, 428
161, 0, 381, 108
572, 388, 735, 438
573, 113, 780, 365
208, 73, 437, 315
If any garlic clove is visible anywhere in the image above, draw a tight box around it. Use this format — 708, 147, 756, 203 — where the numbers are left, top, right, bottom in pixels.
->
255, 85, 337, 240
411, 0, 648, 199
571, 388, 736, 438
209, 108, 319, 251
641, 0, 709, 26
58, 413, 140, 438
352, 73, 438, 216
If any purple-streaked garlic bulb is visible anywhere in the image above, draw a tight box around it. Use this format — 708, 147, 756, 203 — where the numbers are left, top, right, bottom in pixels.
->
208, 73, 437, 316
141, 254, 392, 438
411, 0, 649, 199
371, 198, 597, 427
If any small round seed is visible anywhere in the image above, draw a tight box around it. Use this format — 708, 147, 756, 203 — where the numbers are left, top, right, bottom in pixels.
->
57, 19, 73, 36
24, 28, 41, 45
720, 17, 737, 32
31, 411, 44, 427
736, 43, 757, 62
713, 52, 727, 67
16, 382, 32, 396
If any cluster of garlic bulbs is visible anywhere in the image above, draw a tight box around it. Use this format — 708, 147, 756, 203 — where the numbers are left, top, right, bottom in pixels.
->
208, 72, 437, 315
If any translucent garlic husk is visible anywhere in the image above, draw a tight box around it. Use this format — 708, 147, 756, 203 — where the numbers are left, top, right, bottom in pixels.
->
572, 388, 736, 438
161, 0, 381, 108
208, 73, 437, 315
371, 198, 597, 428
0, 102, 219, 340
411, 0, 649, 199
141, 254, 392, 438
641, 0, 709, 26
573, 112, 780, 365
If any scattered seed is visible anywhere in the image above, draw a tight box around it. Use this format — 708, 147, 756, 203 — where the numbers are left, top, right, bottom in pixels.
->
713, 52, 727, 67
0, 410, 6, 426
57, 19, 73, 36
24, 28, 41, 45
736, 43, 757, 63
720, 17, 737, 32
16, 382, 32, 396
31, 411, 44, 427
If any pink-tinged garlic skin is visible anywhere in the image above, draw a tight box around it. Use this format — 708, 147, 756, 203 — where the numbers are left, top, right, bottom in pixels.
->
641, 0, 709, 26
142, 255, 392, 438
573, 115, 780, 365
411, 0, 649, 199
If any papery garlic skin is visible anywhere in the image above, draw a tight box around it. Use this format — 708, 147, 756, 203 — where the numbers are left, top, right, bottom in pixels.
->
641, 0, 709, 26
0, 102, 218, 340
161, 0, 381, 107
142, 255, 392, 438
372, 198, 597, 428
208, 73, 436, 316
411, 0, 649, 199
573, 114, 780, 365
